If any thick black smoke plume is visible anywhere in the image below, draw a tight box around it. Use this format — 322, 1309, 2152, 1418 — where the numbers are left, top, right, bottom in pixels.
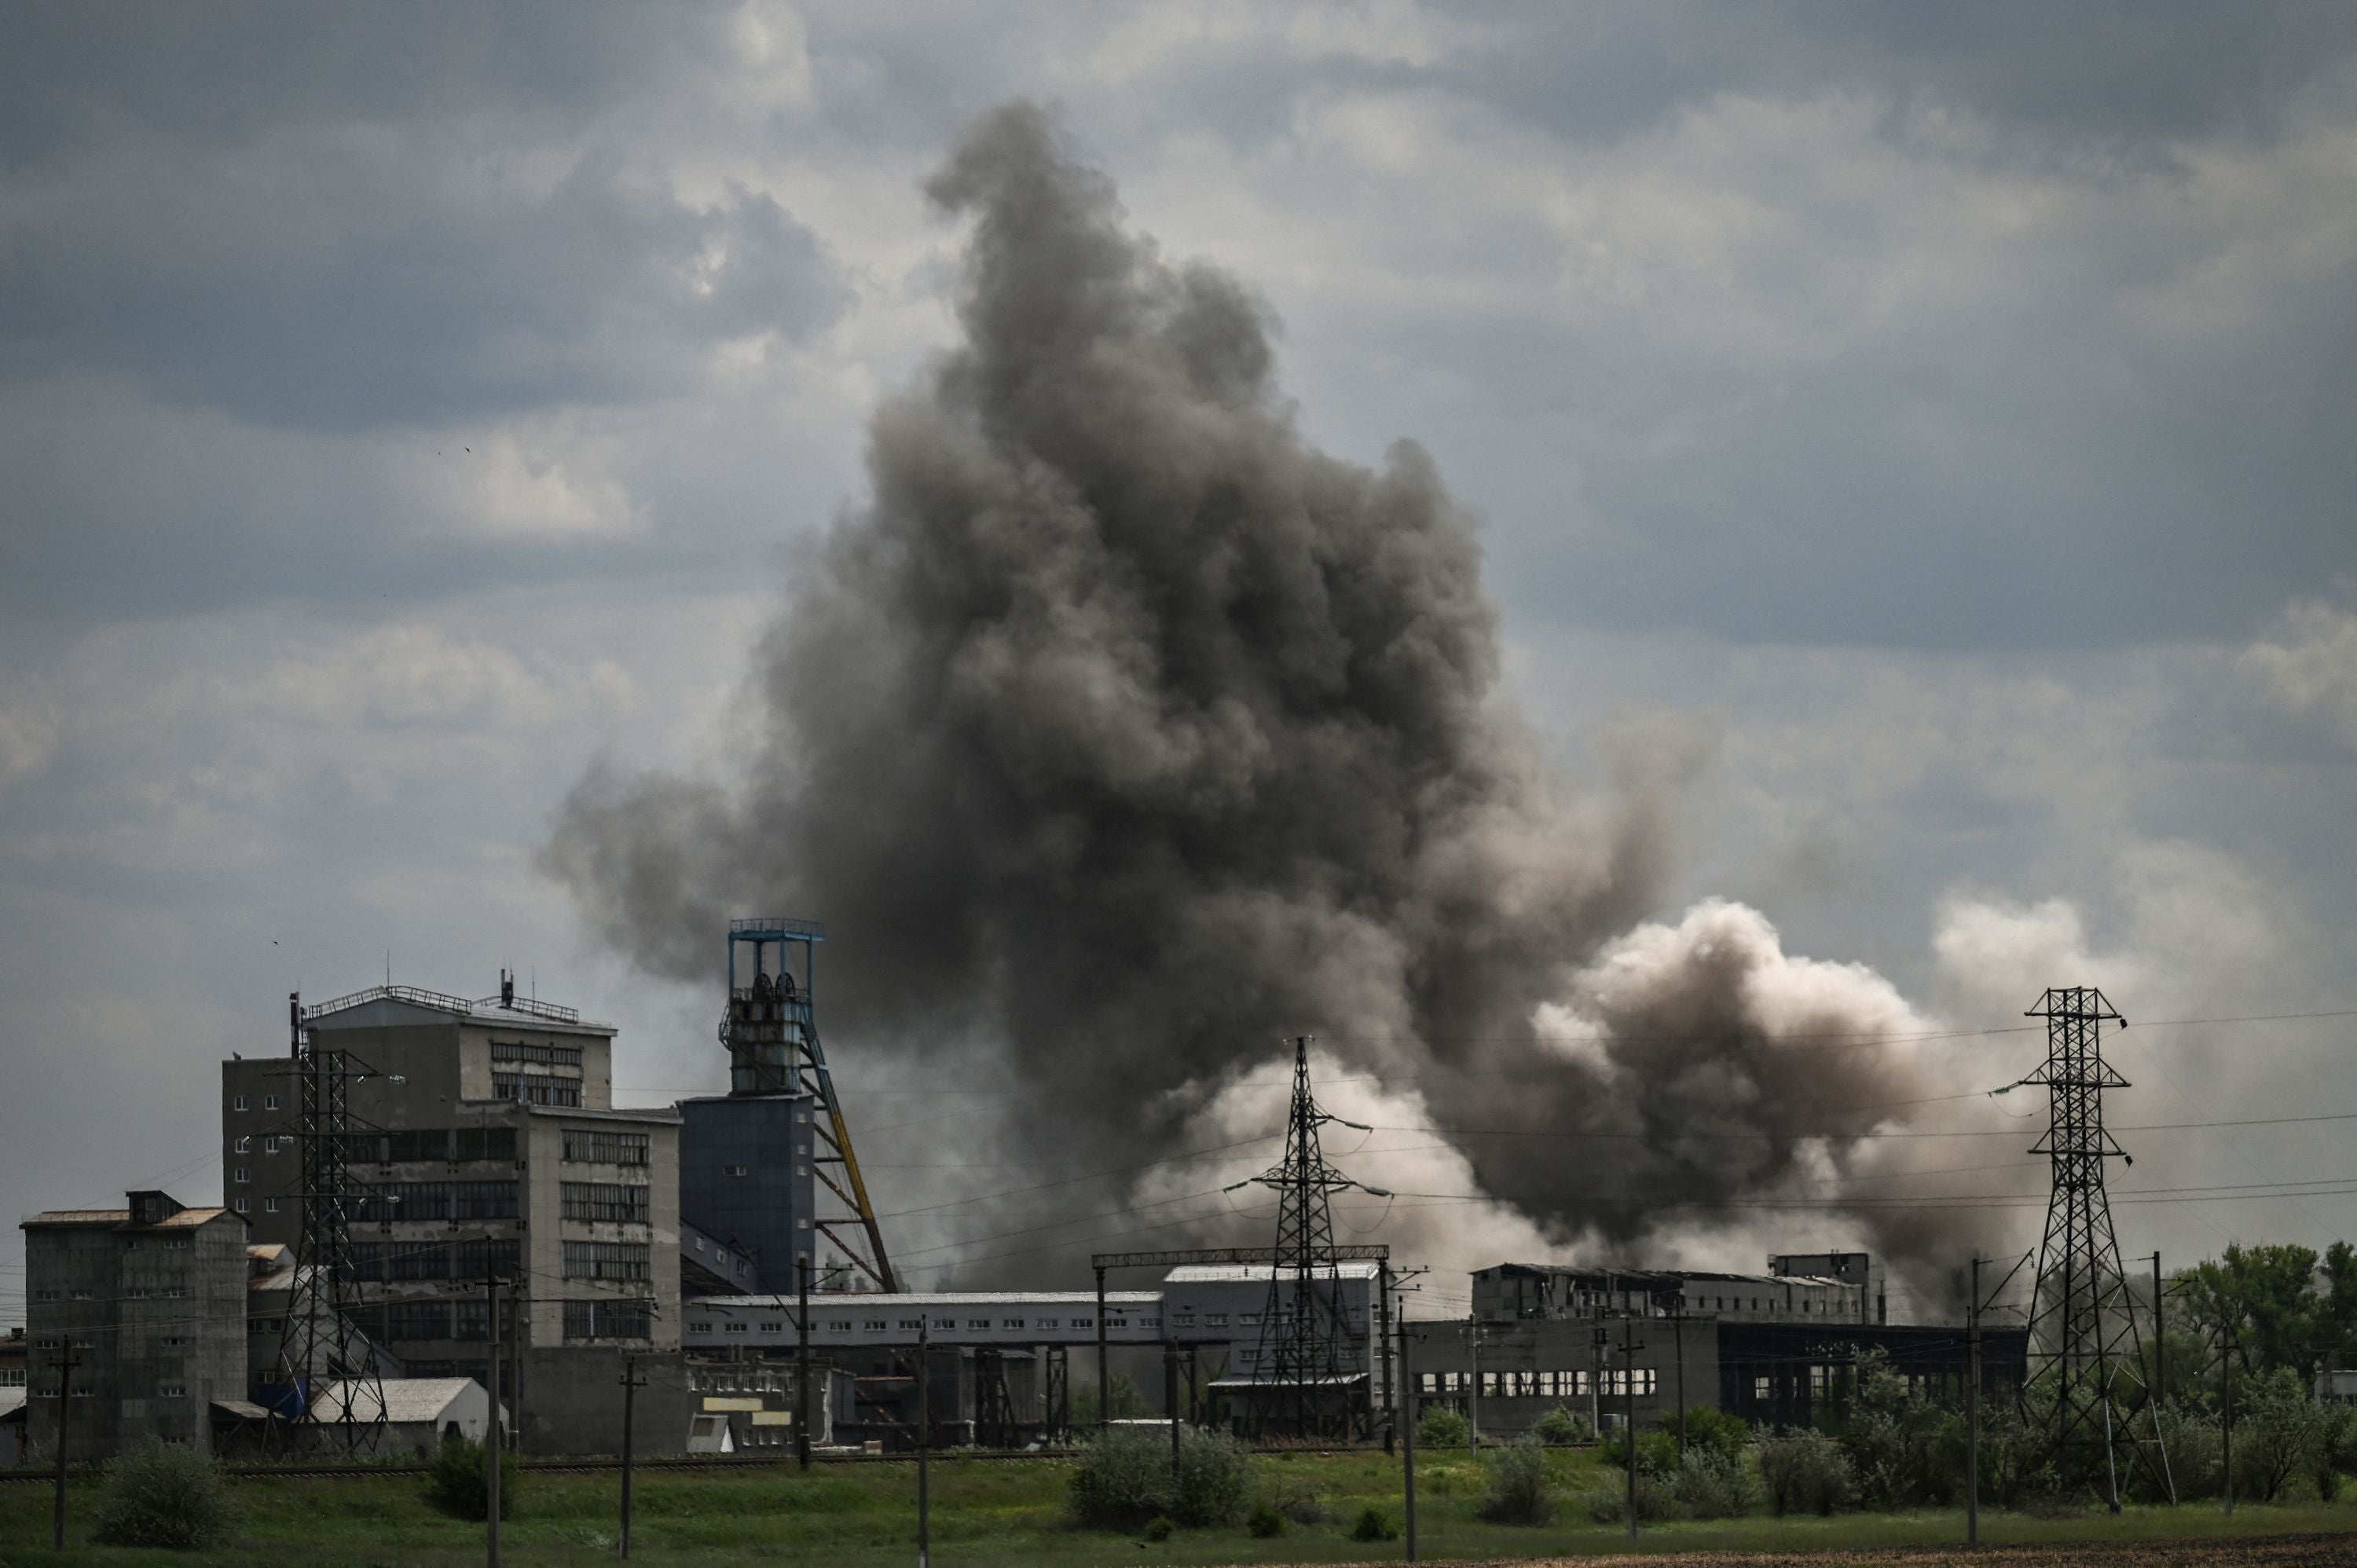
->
548, 104, 2007, 1286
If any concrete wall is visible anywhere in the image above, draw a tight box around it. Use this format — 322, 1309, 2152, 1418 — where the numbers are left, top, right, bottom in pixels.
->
517, 1346, 692, 1456
1406, 1316, 1718, 1439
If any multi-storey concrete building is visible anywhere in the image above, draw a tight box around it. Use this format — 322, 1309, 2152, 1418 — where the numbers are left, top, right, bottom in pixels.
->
221, 979, 683, 1453
20, 1191, 247, 1458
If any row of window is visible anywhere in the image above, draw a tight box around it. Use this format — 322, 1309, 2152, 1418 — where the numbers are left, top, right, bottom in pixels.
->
563, 1241, 651, 1282
563, 1130, 649, 1166
489, 1039, 585, 1068
345, 1239, 520, 1283
564, 1299, 652, 1341
364, 1127, 519, 1165
123, 1237, 192, 1251
229, 1094, 281, 1112
687, 1315, 1149, 1335
233, 1196, 280, 1215
560, 1181, 649, 1224
1418, 1368, 1659, 1398
121, 1285, 189, 1300
493, 1074, 581, 1108
231, 1135, 285, 1156
353, 1301, 493, 1343
350, 1181, 519, 1222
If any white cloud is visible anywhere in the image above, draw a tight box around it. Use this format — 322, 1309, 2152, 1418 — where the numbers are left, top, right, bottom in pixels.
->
2241, 599, 2357, 748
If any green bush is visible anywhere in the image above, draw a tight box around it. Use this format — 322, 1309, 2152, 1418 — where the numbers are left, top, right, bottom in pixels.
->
2234, 1367, 2333, 1502
1584, 1471, 1677, 1524
1758, 1427, 1853, 1517
427, 1434, 519, 1521
93, 1439, 231, 1550
1416, 1405, 1468, 1449
1246, 1502, 1286, 1537
1672, 1445, 1758, 1519
1680, 1404, 1753, 1464
1531, 1405, 1592, 1445
1351, 1504, 1398, 1541
1598, 1426, 1679, 1478
1479, 1433, 1555, 1525
1142, 1515, 1174, 1541
1069, 1427, 1250, 1530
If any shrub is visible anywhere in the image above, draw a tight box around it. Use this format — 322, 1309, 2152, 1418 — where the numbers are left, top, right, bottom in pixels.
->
1758, 1427, 1853, 1517
1672, 1445, 1758, 1519
2234, 1367, 2332, 1503
1246, 1502, 1286, 1537
1142, 1515, 1174, 1541
1598, 1427, 1679, 1478
1417, 1405, 1468, 1449
1584, 1472, 1677, 1524
93, 1439, 231, 1550
1351, 1504, 1398, 1541
1680, 1404, 1753, 1465
1479, 1434, 1555, 1525
1069, 1427, 1250, 1530
1532, 1405, 1593, 1445
427, 1434, 519, 1521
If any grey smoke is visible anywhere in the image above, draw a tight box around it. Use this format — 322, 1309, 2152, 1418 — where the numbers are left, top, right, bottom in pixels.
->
546, 103, 2008, 1284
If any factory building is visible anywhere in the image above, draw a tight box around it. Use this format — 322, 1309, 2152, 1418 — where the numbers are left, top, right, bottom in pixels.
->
1473, 1257, 1883, 1328
19, 1191, 248, 1459
220, 979, 685, 1454
1407, 1313, 2025, 1438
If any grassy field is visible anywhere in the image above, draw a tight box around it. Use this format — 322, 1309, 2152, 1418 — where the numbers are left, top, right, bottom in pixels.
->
4, 1446, 2356, 1566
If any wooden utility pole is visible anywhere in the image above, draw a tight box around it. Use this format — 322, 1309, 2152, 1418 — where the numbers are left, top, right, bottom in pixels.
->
1165, 1343, 1182, 1486
1671, 1311, 1686, 1460
1967, 1256, 1981, 1548
618, 1353, 645, 1559
50, 1334, 79, 1552
1398, 1322, 1417, 1564
486, 1276, 503, 1568
1466, 1321, 1480, 1457
1377, 1262, 1395, 1456
1622, 1316, 1644, 1541
2150, 1252, 2165, 1415
797, 1256, 813, 1471
917, 1322, 932, 1568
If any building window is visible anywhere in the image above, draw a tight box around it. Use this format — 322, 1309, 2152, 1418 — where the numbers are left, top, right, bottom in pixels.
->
490, 1039, 585, 1069
159, 1383, 187, 1398
724, 1164, 750, 1178
264, 1197, 280, 1214
264, 1136, 281, 1154
493, 1073, 581, 1108
235, 1136, 251, 1154
564, 1299, 652, 1341
1754, 1376, 1772, 1401
866, 1320, 887, 1331
761, 1321, 783, 1333
725, 1322, 748, 1334
563, 1129, 649, 1166
561, 1181, 651, 1224
232, 1094, 248, 1112
234, 1167, 251, 1184
264, 1094, 280, 1111
562, 1240, 651, 1282
234, 1197, 251, 1214
899, 1319, 922, 1331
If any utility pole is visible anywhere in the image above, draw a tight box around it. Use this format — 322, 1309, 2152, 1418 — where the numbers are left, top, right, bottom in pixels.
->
1671, 1310, 1686, 1461
917, 1322, 932, 1568
1621, 1315, 1646, 1541
1466, 1321, 1480, 1457
1094, 1265, 1109, 1435
509, 1281, 526, 1455
797, 1258, 813, 1471
486, 1276, 503, 1568
2150, 1252, 2165, 1415
1378, 1261, 1395, 1456
618, 1353, 644, 1559
49, 1333, 79, 1552
1165, 1342, 1181, 1487
1398, 1322, 1417, 1565
1967, 1256, 1981, 1548
2221, 1321, 2234, 1519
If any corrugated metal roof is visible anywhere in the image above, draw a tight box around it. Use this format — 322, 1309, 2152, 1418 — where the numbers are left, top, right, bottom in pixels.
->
698, 1291, 1159, 1310
316, 1377, 487, 1425
22, 1208, 132, 1225
1164, 1262, 1383, 1284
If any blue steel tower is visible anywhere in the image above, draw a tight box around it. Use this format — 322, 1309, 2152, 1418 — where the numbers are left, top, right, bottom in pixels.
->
683, 918, 895, 1292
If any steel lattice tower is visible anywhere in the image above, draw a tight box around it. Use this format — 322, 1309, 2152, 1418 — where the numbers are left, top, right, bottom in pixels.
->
2020, 986, 2171, 1502
269, 992, 389, 1453
1229, 1036, 1389, 1439
721, 918, 896, 1291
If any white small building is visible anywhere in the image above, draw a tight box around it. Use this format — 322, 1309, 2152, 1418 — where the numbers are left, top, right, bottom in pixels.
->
316, 1377, 500, 1456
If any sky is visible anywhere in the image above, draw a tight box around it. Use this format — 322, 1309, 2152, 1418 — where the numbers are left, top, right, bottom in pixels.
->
4, 2, 2356, 1320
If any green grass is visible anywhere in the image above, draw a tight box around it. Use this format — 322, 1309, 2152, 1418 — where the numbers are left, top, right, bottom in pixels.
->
4, 1447, 2355, 1566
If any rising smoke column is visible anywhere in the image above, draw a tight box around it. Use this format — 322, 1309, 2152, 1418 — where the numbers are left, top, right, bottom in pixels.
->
548, 104, 2010, 1281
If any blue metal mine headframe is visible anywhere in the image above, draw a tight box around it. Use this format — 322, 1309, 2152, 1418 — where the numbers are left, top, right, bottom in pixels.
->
721, 918, 896, 1291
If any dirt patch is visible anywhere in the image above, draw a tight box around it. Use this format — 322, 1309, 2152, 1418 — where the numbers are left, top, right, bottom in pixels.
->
1409, 1533, 2357, 1568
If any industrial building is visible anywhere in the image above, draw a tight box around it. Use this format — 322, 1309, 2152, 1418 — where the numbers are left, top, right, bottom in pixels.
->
19, 1191, 249, 1459
220, 978, 685, 1453
1472, 1255, 1886, 1328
